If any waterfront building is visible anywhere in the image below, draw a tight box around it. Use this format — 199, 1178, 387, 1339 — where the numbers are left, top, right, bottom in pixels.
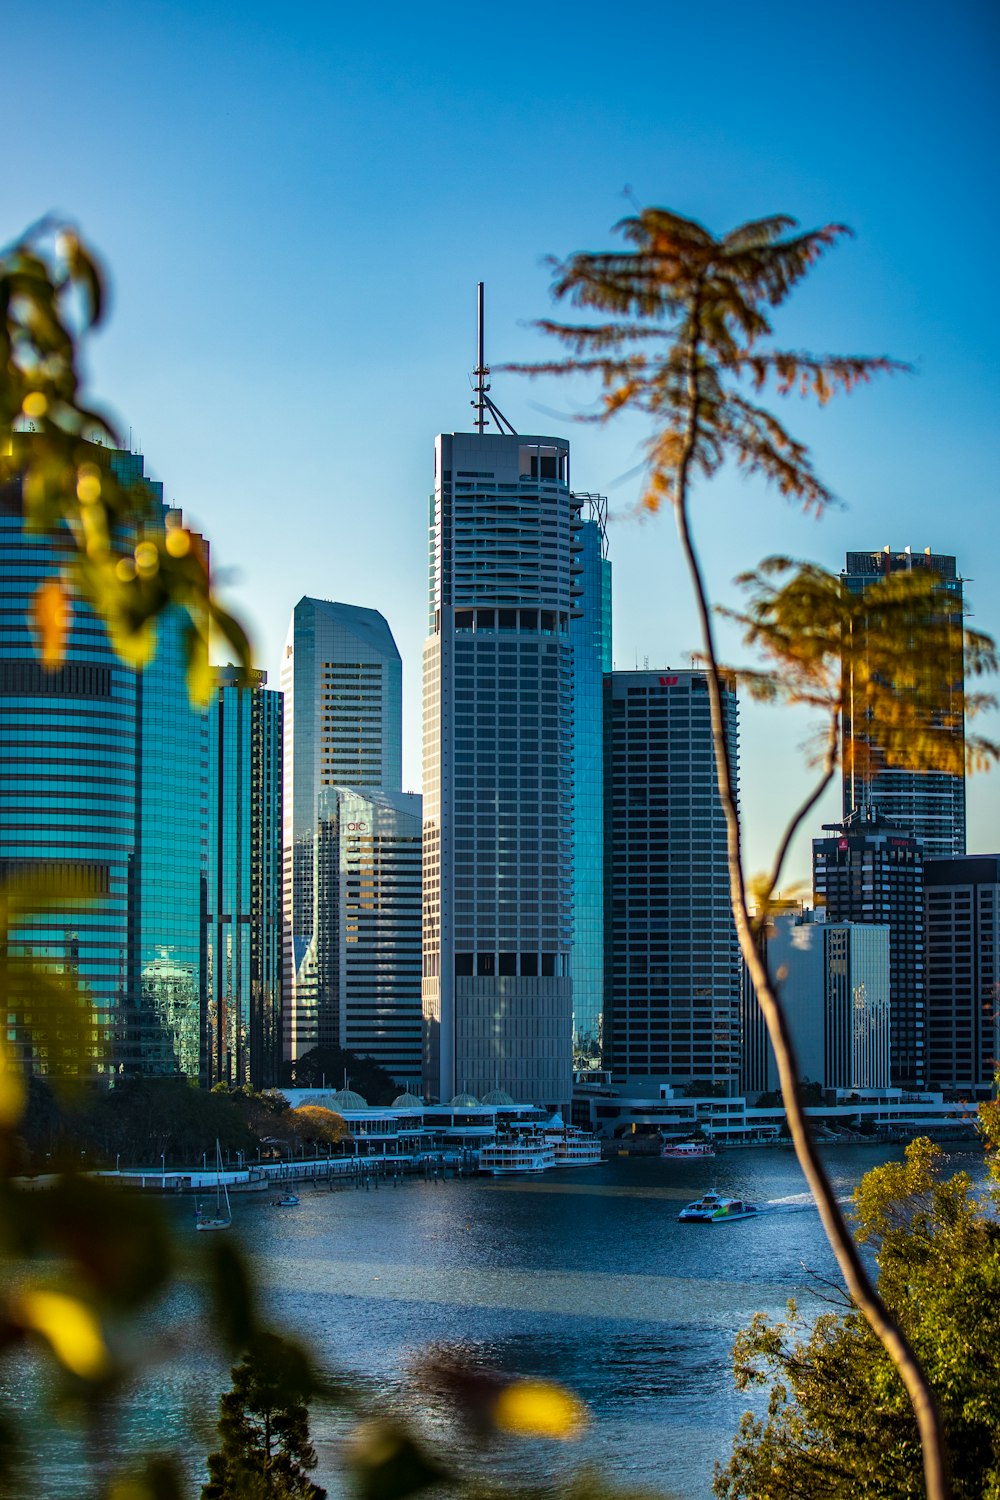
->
1, 444, 208, 1079
206, 667, 283, 1089
602, 669, 741, 1090
924, 853, 1000, 1098
422, 430, 580, 1109
841, 547, 966, 856
314, 786, 423, 1085
813, 806, 925, 1087
742, 911, 891, 1097
281, 598, 402, 1062
570, 496, 612, 1069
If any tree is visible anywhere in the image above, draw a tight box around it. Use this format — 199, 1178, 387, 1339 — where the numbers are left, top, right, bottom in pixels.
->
203, 1335, 327, 1500
511, 206, 1000, 1500
713, 1133, 1000, 1499
290, 1046, 400, 1106
290, 1106, 349, 1150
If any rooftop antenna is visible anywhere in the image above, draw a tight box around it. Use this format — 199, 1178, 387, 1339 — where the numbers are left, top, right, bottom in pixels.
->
471, 281, 517, 436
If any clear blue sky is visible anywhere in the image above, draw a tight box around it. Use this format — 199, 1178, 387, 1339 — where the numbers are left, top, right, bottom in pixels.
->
6, 0, 999, 883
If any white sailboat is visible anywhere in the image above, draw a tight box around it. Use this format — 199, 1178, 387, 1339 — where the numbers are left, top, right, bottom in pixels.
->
195, 1140, 232, 1231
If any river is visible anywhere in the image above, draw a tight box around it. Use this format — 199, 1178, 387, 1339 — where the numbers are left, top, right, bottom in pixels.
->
9, 1144, 986, 1498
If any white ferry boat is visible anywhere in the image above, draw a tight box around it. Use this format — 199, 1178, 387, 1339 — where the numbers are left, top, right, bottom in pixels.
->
478, 1137, 556, 1176
677, 1192, 759, 1223
544, 1117, 603, 1168
661, 1140, 716, 1160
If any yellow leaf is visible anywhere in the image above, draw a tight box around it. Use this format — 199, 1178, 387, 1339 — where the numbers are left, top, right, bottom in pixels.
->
32, 579, 69, 668
0, 1036, 26, 1127
17, 1290, 109, 1378
493, 1379, 588, 1440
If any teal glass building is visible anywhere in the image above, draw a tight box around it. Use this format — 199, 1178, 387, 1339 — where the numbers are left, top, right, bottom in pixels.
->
570, 498, 612, 1070
206, 668, 283, 1088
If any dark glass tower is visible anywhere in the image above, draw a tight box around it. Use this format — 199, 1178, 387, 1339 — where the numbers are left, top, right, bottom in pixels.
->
842, 547, 965, 856
206, 667, 283, 1088
603, 669, 740, 1089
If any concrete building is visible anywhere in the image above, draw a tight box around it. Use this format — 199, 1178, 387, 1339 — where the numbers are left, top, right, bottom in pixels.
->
841, 547, 965, 856
281, 598, 402, 1062
924, 854, 1000, 1098
602, 669, 741, 1090
742, 911, 891, 1097
314, 786, 423, 1086
422, 430, 580, 1108
570, 496, 612, 1069
206, 667, 283, 1089
813, 806, 925, 1087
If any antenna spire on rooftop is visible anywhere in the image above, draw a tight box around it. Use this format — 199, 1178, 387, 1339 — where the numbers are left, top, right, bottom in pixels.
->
471, 281, 516, 436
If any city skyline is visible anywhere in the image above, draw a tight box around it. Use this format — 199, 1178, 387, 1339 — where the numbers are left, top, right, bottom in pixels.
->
5, 0, 998, 887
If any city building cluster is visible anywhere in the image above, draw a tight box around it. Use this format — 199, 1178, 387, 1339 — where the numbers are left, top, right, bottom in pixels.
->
3, 417, 996, 1131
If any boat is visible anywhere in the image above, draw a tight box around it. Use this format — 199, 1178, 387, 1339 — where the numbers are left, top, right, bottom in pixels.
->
677, 1192, 759, 1223
662, 1139, 716, 1159
273, 1192, 300, 1207
544, 1115, 603, 1168
195, 1141, 232, 1231
478, 1136, 556, 1176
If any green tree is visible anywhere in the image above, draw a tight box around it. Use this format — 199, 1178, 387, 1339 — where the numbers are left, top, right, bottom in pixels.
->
290, 1046, 400, 1106
511, 205, 1000, 1500
714, 1134, 1000, 1499
203, 1335, 327, 1500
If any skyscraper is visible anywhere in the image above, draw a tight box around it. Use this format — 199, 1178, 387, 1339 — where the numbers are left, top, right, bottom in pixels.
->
281, 598, 402, 1063
422, 431, 580, 1108
1, 444, 209, 1080
206, 667, 283, 1089
813, 806, 925, 1087
570, 496, 612, 1070
924, 854, 1000, 1099
602, 669, 741, 1089
315, 786, 423, 1084
842, 547, 965, 856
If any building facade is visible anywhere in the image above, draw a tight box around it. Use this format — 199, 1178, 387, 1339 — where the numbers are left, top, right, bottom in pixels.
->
281, 598, 402, 1063
924, 854, 1000, 1098
314, 786, 423, 1085
841, 547, 965, 856
602, 669, 741, 1090
422, 431, 580, 1108
1, 445, 209, 1080
742, 912, 891, 1096
813, 806, 925, 1087
570, 497, 612, 1069
206, 667, 283, 1089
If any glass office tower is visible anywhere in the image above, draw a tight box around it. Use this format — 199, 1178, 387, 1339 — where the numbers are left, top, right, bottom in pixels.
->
842, 547, 965, 856
603, 669, 741, 1089
206, 667, 283, 1088
1, 445, 136, 1076
570, 497, 612, 1069
281, 598, 402, 1063
423, 431, 581, 1109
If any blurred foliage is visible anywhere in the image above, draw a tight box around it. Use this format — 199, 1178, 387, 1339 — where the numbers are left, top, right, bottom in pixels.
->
0, 221, 252, 701
714, 1127, 1000, 1499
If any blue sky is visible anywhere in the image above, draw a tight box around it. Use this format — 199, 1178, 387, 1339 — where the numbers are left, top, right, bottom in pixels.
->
6, 0, 999, 883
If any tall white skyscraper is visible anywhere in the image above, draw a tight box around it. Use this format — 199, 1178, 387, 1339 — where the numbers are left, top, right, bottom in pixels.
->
422, 431, 581, 1108
281, 598, 402, 1062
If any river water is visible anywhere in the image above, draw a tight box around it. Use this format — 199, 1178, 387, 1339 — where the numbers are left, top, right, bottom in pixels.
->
10, 1144, 986, 1498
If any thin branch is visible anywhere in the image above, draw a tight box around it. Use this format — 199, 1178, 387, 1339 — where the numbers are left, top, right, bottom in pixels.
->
760, 707, 841, 913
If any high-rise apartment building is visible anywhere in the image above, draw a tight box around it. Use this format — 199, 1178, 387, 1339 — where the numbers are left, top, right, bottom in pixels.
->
813, 806, 925, 1087
842, 548, 965, 856
924, 854, 1000, 1098
281, 598, 402, 1062
206, 667, 283, 1089
602, 669, 741, 1089
422, 431, 580, 1108
570, 497, 612, 1069
1, 445, 209, 1080
742, 911, 891, 1096
315, 786, 423, 1085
